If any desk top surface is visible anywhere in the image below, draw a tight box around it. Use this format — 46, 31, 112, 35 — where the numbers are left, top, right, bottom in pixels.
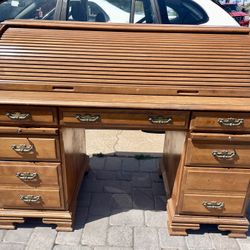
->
0, 90, 247, 112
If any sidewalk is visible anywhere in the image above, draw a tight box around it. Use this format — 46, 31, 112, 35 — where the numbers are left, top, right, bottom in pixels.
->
0, 154, 249, 250
0, 130, 250, 250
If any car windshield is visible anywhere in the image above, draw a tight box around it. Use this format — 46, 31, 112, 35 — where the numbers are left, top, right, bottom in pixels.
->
0, 0, 57, 22
223, 4, 241, 13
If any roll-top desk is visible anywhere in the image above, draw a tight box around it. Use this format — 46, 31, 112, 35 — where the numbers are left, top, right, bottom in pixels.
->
0, 20, 249, 238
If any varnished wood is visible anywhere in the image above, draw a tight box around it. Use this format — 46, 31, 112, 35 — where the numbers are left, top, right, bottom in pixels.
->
0, 136, 60, 161
0, 161, 60, 187
0, 20, 249, 237
0, 106, 57, 126
60, 108, 190, 130
185, 134, 250, 167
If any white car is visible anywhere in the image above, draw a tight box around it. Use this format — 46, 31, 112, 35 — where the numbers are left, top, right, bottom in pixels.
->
0, 0, 239, 26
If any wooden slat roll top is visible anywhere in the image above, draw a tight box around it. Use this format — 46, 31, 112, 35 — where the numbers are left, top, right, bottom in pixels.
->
0, 20, 250, 97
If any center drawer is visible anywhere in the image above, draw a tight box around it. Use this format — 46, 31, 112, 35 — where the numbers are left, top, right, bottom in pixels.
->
60, 108, 190, 130
185, 133, 250, 167
0, 136, 60, 161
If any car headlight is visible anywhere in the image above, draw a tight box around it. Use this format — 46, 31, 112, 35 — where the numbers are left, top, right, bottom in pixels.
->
244, 15, 249, 21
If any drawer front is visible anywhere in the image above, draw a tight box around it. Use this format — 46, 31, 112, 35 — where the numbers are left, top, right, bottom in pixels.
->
0, 137, 59, 161
186, 135, 250, 167
0, 188, 62, 209
180, 194, 246, 216
191, 112, 250, 132
0, 161, 60, 187
60, 108, 190, 129
183, 167, 250, 193
0, 106, 57, 126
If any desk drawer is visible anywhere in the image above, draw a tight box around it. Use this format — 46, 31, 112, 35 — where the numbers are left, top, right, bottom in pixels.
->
186, 134, 250, 167
180, 193, 246, 216
0, 161, 60, 187
60, 108, 190, 129
0, 106, 57, 126
191, 112, 250, 132
0, 137, 60, 161
0, 188, 62, 209
183, 167, 250, 193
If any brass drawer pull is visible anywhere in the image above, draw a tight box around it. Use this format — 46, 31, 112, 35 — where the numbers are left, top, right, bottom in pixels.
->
212, 150, 237, 160
20, 195, 41, 203
203, 201, 224, 209
218, 118, 244, 127
148, 116, 173, 124
75, 114, 100, 122
16, 172, 38, 181
11, 144, 34, 153
6, 112, 31, 120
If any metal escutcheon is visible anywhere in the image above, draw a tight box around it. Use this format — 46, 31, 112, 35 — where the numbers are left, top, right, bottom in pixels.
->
218, 118, 244, 127
212, 150, 236, 160
75, 114, 100, 122
203, 201, 224, 209
6, 112, 31, 120
20, 195, 41, 203
148, 116, 173, 124
16, 172, 38, 181
11, 144, 34, 153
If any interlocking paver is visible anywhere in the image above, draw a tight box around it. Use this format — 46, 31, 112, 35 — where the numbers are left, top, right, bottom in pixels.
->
132, 173, 152, 188
158, 228, 188, 249
3, 228, 33, 244
209, 233, 241, 250
90, 157, 106, 170
154, 195, 167, 211
139, 159, 159, 172
0, 231, 5, 241
95, 171, 117, 180
237, 236, 250, 250
109, 209, 144, 226
54, 245, 92, 250
111, 194, 133, 210
132, 189, 154, 210
103, 180, 131, 194
185, 233, 214, 250
0, 243, 26, 250
107, 226, 133, 247
81, 216, 108, 246
94, 247, 132, 250
105, 157, 122, 171
26, 227, 57, 250
89, 193, 112, 217
122, 158, 139, 172
152, 182, 166, 195
145, 210, 167, 228
82, 179, 104, 193
134, 227, 160, 250
55, 229, 83, 246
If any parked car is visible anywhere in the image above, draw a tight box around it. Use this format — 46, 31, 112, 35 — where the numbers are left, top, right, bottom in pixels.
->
221, 3, 249, 26
0, 0, 239, 26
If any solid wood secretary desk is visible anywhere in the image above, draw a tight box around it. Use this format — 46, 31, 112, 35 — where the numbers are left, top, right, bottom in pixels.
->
0, 20, 250, 238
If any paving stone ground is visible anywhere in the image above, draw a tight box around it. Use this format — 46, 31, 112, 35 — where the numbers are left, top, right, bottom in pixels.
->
0, 156, 249, 250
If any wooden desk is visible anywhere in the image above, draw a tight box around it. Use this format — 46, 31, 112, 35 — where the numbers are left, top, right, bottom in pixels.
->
0, 20, 249, 238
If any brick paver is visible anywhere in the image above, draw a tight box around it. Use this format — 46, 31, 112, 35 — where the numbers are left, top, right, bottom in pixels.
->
0, 156, 249, 250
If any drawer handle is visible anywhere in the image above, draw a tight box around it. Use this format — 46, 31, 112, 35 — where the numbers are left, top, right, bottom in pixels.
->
148, 116, 173, 124
218, 118, 244, 127
6, 112, 31, 120
20, 195, 41, 203
75, 114, 100, 122
203, 201, 224, 210
212, 150, 237, 160
16, 172, 38, 181
11, 144, 34, 153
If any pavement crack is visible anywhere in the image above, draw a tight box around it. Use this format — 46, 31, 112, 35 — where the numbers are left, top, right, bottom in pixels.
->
113, 130, 123, 152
